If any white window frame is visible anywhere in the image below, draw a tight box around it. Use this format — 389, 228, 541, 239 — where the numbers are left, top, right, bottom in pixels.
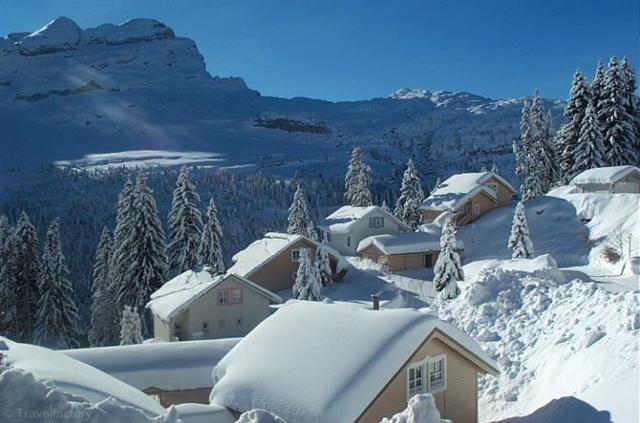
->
427, 354, 447, 394
406, 354, 447, 401
485, 182, 498, 193
291, 248, 309, 262
369, 216, 384, 228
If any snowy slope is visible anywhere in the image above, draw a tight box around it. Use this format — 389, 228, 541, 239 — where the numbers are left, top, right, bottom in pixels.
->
0, 17, 563, 182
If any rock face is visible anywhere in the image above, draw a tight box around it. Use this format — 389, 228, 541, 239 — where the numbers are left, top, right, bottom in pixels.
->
0, 17, 563, 182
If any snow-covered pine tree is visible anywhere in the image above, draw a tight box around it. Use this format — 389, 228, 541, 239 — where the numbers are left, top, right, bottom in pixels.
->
599, 57, 638, 166
292, 249, 322, 301
490, 163, 500, 175
110, 177, 137, 323
344, 147, 373, 207
527, 93, 558, 196
0, 217, 17, 339
34, 220, 79, 349
116, 175, 167, 337
197, 198, 225, 274
88, 227, 119, 347
287, 183, 316, 240
573, 101, 606, 174
13, 211, 40, 342
394, 159, 425, 230
315, 241, 333, 287
557, 69, 591, 182
621, 56, 640, 165
119, 306, 143, 345
380, 199, 391, 213
591, 59, 606, 122
433, 219, 463, 300
514, 101, 530, 192
508, 202, 534, 259
167, 166, 202, 275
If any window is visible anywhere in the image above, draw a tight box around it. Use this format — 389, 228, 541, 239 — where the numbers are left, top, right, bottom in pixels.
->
174, 324, 182, 339
428, 355, 446, 393
347, 237, 351, 247
407, 362, 424, 399
217, 288, 242, 305
474, 204, 480, 216
485, 182, 498, 194
218, 319, 225, 329
369, 216, 384, 228
291, 248, 308, 262
326, 232, 331, 242
202, 321, 209, 336
406, 355, 447, 400
236, 317, 243, 326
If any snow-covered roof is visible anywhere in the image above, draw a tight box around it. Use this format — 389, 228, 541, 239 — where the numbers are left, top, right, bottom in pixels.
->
64, 338, 239, 392
318, 205, 409, 233
570, 166, 640, 185
2, 337, 166, 416
357, 231, 464, 255
421, 172, 516, 211
210, 301, 498, 422
227, 232, 348, 278
147, 269, 281, 321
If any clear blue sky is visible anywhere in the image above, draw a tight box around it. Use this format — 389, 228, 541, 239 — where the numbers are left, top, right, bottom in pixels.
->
1, 0, 638, 101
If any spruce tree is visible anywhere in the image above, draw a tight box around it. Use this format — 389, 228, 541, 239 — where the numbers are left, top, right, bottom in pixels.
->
89, 227, 119, 347
0, 215, 10, 252
599, 57, 637, 166
13, 211, 40, 342
591, 59, 606, 121
508, 202, 534, 259
197, 198, 225, 274
573, 101, 606, 174
394, 159, 425, 230
380, 199, 391, 213
315, 241, 333, 287
490, 163, 500, 175
292, 249, 322, 301
431, 177, 441, 194
287, 183, 316, 240
116, 175, 167, 323
0, 226, 17, 339
514, 101, 530, 185
344, 147, 373, 207
557, 69, 591, 182
119, 306, 143, 345
34, 220, 79, 349
621, 56, 640, 165
167, 166, 202, 275
433, 219, 463, 300
110, 177, 137, 324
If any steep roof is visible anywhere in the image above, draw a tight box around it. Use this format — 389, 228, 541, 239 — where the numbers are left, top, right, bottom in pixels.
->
210, 301, 498, 422
570, 166, 640, 185
227, 232, 348, 278
421, 172, 516, 211
318, 205, 410, 233
64, 338, 239, 392
146, 269, 281, 321
357, 231, 464, 255
1, 337, 166, 416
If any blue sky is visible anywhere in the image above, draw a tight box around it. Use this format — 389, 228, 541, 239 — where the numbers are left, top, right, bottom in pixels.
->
0, 0, 637, 101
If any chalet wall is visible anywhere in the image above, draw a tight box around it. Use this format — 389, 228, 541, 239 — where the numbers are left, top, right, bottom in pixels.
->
422, 209, 445, 224
247, 239, 317, 292
325, 211, 406, 255
357, 335, 479, 423
155, 387, 211, 407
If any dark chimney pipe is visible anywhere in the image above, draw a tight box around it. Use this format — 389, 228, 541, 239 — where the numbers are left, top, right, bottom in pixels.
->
371, 294, 380, 311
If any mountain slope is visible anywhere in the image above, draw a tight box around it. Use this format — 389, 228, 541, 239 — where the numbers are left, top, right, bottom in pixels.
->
0, 17, 564, 183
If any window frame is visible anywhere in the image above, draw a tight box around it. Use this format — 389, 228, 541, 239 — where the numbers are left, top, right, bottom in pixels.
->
474, 203, 480, 216
291, 248, 309, 262
369, 216, 385, 228
406, 354, 447, 401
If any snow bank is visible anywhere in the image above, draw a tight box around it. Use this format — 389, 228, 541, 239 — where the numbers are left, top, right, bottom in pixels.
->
433, 264, 639, 422
380, 394, 451, 423
236, 409, 285, 423
0, 367, 180, 423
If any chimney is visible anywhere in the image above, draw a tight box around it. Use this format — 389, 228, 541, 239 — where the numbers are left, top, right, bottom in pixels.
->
371, 294, 380, 311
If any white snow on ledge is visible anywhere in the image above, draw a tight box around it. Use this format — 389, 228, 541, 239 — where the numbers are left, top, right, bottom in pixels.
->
55, 150, 226, 170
